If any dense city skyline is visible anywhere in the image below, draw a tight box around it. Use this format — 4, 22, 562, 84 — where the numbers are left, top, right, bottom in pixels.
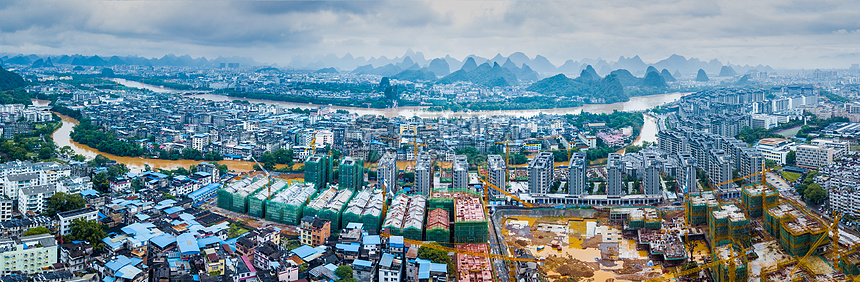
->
0, 0, 858, 69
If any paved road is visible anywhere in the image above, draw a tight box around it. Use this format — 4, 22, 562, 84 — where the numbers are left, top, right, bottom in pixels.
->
488, 213, 513, 282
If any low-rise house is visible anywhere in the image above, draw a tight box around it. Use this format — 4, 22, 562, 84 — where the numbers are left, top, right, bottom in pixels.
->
109, 176, 131, 193
300, 216, 330, 247
56, 207, 98, 235
362, 235, 382, 261
59, 242, 92, 273
234, 255, 257, 282
353, 259, 376, 282
379, 253, 402, 282
204, 248, 226, 275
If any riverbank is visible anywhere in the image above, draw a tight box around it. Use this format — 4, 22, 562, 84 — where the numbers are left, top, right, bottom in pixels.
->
112, 78, 689, 118
188, 92, 688, 119
52, 113, 267, 173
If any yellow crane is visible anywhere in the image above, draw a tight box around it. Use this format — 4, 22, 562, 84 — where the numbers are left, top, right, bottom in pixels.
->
495, 135, 559, 183
643, 244, 751, 282
249, 155, 274, 200
540, 145, 589, 163
788, 213, 841, 279
476, 175, 534, 208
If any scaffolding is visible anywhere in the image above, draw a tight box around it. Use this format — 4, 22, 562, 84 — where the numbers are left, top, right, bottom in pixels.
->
839, 248, 860, 279
247, 180, 287, 218
264, 181, 317, 225
741, 184, 779, 218
761, 260, 812, 282
303, 185, 355, 234
382, 193, 425, 240
216, 176, 267, 213
454, 196, 488, 244
623, 207, 661, 230
343, 188, 372, 228
456, 244, 494, 282
711, 243, 748, 282
709, 203, 750, 248
425, 208, 450, 243
766, 201, 829, 256
685, 191, 719, 225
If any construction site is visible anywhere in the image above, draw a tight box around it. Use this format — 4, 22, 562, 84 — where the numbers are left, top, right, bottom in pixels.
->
206, 155, 860, 282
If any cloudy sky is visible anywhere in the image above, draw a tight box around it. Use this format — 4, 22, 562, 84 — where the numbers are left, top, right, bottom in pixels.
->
0, 0, 858, 69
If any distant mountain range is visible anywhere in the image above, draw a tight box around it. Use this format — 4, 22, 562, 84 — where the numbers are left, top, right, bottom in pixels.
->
0, 50, 776, 81
0, 53, 257, 68
292, 50, 776, 79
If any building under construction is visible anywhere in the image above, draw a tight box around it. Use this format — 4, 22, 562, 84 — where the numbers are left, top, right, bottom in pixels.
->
761, 260, 819, 282
305, 154, 332, 189
839, 248, 860, 280
611, 207, 661, 230
304, 186, 355, 234
425, 208, 450, 243
685, 191, 719, 225
765, 201, 829, 256
381, 194, 426, 241
343, 186, 384, 232
709, 203, 750, 247
338, 157, 365, 190
454, 196, 488, 244
711, 243, 748, 282
637, 229, 688, 264
247, 180, 288, 218
742, 184, 779, 218
216, 176, 268, 213
456, 244, 494, 282
264, 181, 317, 225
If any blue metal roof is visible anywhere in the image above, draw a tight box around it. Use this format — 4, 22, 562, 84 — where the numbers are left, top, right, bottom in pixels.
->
291, 245, 319, 260
417, 259, 431, 279
362, 235, 380, 245
176, 233, 200, 256
105, 255, 133, 272
353, 259, 372, 268
380, 253, 395, 268
163, 207, 184, 214
389, 236, 404, 247
335, 243, 360, 253
80, 189, 99, 197
149, 234, 176, 249
116, 265, 142, 280
430, 262, 447, 273
188, 183, 220, 199
196, 236, 222, 248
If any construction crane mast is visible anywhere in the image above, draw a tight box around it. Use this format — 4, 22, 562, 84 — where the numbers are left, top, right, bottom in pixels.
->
250, 155, 274, 200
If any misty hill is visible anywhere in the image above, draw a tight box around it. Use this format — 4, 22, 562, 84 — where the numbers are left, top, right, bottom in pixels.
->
427, 58, 450, 76
696, 69, 710, 82
352, 63, 418, 77
0, 53, 257, 68
392, 68, 437, 82
527, 73, 627, 103
719, 66, 737, 77
438, 62, 518, 87
0, 65, 26, 91
660, 69, 676, 82
314, 67, 337, 74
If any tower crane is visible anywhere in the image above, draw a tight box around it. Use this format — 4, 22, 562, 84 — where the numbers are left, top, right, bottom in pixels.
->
250, 155, 274, 200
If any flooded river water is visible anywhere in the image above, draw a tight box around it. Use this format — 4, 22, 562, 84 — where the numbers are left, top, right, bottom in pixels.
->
52, 81, 685, 172
52, 114, 261, 172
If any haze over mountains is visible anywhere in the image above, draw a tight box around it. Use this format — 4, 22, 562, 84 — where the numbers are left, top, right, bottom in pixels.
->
291, 50, 776, 78
0, 53, 257, 69
1, 50, 776, 80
